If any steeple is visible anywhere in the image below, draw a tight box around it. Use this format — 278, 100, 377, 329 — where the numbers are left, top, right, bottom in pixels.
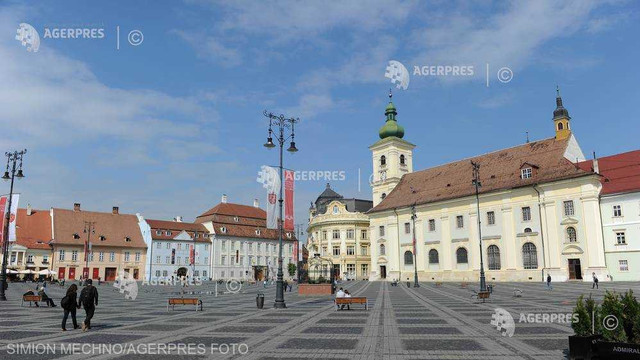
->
553, 86, 571, 140
379, 90, 405, 139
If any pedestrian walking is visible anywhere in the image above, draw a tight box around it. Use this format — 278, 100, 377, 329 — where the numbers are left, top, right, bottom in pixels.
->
592, 273, 599, 289
546, 274, 552, 290
79, 279, 99, 331
61, 284, 80, 331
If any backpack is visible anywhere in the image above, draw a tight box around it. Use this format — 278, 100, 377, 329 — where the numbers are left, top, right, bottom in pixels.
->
80, 286, 95, 306
61, 294, 73, 309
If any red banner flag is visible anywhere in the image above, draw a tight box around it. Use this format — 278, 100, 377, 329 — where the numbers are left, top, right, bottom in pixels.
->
0, 196, 6, 248
189, 245, 195, 265
284, 170, 294, 231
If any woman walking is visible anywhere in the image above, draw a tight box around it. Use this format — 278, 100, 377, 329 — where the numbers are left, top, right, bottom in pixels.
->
61, 284, 80, 331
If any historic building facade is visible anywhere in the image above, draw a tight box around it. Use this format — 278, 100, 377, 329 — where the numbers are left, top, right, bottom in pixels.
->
195, 196, 298, 281
368, 92, 609, 282
579, 151, 640, 281
306, 184, 373, 280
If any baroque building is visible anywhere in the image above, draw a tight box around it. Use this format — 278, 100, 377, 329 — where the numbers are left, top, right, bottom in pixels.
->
368, 91, 609, 282
306, 184, 373, 280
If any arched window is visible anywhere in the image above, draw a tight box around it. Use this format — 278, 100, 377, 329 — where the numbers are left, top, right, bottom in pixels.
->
381, 193, 386, 200
487, 245, 501, 270
524, 227, 532, 233
428, 249, 439, 264
380, 155, 386, 166
522, 242, 538, 269
404, 251, 413, 265
400, 154, 405, 165
567, 227, 577, 242
379, 244, 386, 256
456, 248, 468, 264
558, 122, 564, 130
332, 205, 339, 214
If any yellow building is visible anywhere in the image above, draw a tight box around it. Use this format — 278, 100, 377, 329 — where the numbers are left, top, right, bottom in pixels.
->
307, 184, 372, 280
368, 92, 608, 282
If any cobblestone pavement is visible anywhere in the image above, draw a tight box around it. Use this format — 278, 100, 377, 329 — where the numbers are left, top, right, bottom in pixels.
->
1, 280, 639, 359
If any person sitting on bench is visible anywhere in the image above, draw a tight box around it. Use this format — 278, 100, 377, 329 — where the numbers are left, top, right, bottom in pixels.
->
336, 287, 345, 309
343, 290, 352, 310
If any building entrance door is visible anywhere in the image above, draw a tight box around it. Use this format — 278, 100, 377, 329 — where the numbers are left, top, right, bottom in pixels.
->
69, 267, 76, 280
380, 265, 387, 279
105, 267, 117, 281
568, 259, 582, 280
92, 268, 99, 279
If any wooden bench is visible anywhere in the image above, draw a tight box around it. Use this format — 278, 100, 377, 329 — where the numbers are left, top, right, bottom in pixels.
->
22, 294, 42, 307
435, 282, 443, 287
167, 298, 202, 311
471, 291, 491, 303
335, 297, 368, 310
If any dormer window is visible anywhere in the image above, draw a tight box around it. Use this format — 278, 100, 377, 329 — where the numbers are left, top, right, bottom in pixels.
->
220, 227, 227, 233
155, 230, 161, 235
381, 193, 387, 200
234, 216, 239, 222
521, 168, 532, 179
73, 233, 80, 240
124, 237, 132, 242
400, 154, 405, 165
380, 155, 386, 166
255, 229, 261, 236
99, 235, 106, 241
166, 231, 172, 236
286, 232, 292, 239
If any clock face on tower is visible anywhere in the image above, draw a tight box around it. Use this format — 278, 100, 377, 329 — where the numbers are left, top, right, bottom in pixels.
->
380, 171, 387, 181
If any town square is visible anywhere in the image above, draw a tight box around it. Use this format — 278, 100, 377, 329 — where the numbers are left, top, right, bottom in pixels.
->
2, 1, 640, 359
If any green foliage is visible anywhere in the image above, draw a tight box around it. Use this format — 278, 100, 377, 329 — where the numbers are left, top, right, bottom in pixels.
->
620, 290, 640, 344
572, 295, 597, 336
601, 290, 627, 342
287, 263, 297, 277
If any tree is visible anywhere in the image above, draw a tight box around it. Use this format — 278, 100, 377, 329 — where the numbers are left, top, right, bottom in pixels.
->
601, 290, 627, 342
287, 263, 297, 277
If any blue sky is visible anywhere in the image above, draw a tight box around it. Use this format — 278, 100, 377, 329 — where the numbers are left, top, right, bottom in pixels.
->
1, 1, 639, 239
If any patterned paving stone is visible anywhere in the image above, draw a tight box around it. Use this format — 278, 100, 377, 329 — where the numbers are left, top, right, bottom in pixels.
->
398, 326, 462, 334
402, 339, 485, 351
277, 338, 359, 350
302, 326, 364, 334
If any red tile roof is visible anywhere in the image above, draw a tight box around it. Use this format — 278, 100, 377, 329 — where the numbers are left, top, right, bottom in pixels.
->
15, 208, 52, 250
370, 136, 593, 213
577, 150, 640, 195
195, 202, 297, 241
52, 208, 146, 249
146, 219, 210, 243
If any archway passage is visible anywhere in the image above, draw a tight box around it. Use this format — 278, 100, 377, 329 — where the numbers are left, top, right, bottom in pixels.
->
177, 267, 188, 277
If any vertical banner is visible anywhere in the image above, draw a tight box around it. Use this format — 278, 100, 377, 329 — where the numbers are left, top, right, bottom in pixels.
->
293, 240, 299, 262
284, 170, 294, 231
258, 165, 280, 230
0, 196, 7, 247
189, 245, 195, 265
8, 194, 19, 242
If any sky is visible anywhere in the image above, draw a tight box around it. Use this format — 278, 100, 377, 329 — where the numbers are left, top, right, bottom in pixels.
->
1, 0, 639, 241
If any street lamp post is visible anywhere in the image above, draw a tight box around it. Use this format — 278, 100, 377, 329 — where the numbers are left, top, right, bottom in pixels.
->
410, 204, 420, 288
263, 110, 299, 309
471, 161, 487, 292
0, 149, 27, 301
83, 221, 95, 281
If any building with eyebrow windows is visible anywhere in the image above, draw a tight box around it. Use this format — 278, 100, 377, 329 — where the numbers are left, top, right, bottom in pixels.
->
368, 91, 609, 283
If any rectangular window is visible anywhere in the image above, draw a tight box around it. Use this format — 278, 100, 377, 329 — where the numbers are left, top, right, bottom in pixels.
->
346, 229, 354, 239
222, 241, 226, 250
346, 263, 355, 275
619, 260, 629, 271
166, 242, 170, 249
59, 250, 65, 261
71, 251, 78, 262
404, 222, 411, 234
163, 270, 168, 277
613, 205, 622, 217
109, 252, 115, 262
456, 215, 464, 228
156, 242, 161, 248
616, 232, 626, 245
155, 270, 160, 277
521, 168, 532, 179
166, 231, 171, 236
487, 211, 495, 225
563, 200, 575, 216
379, 226, 385, 237
322, 246, 327, 256
165, 256, 170, 264
428, 219, 436, 232
203, 270, 207, 277
332, 230, 340, 239
347, 246, 355, 255
361, 230, 367, 239
333, 246, 340, 256
204, 257, 209, 265
156, 256, 160, 263
177, 243, 182, 250
124, 252, 130, 261
360, 246, 368, 256
135, 252, 141, 262
177, 257, 181, 265
361, 264, 369, 277
522, 207, 531, 221
42, 255, 49, 263
322, 231, 327, 240
221, 255, 226, 265
99, 252, 104, 262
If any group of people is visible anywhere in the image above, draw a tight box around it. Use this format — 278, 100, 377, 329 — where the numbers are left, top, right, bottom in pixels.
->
335, 287, 352, 310
61, 279, 100, 331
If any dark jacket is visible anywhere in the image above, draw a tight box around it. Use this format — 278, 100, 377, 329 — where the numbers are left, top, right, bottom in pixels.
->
61, 289, 79, 311
79, 285, 99, 308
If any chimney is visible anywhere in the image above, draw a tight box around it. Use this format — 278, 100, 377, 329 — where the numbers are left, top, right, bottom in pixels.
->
73, 203, 81, 212
174, 216, 183, 222
253, 199, 259, 208
593, 152, 599, 174
112, 206, 119, 215
27, 203, 32, 216
221, 194, 228, 203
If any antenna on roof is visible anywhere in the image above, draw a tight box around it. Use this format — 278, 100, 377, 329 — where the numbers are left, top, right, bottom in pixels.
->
526, 131, 530, 143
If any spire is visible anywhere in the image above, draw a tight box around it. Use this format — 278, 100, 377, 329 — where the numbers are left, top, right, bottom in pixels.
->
379, 90, 404, 139
553, 86, 572, 140
553, 85, 570, 120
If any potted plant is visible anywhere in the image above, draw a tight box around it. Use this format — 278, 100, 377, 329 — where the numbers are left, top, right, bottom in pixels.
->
569, 295, 602, 360
595, 290, 640, 360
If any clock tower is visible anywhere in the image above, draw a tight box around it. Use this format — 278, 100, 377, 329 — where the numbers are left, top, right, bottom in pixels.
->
369, 91, 415, 207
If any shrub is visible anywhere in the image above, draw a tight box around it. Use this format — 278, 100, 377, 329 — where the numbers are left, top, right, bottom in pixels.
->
620, 290, 640, 344
572, 295, 598, 336
601, 290, 627, 342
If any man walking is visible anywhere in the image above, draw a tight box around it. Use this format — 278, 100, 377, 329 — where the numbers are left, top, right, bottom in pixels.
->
79, 279, 99, 331
592, 273, 599, 289
546, 274, 552, 290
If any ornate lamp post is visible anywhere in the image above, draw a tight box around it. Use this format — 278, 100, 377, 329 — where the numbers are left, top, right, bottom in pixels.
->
471, 161, 487, 292
263, 111, 299, 308
0, 149, 27, 301
83, 221, 96, 281
410, 204, 420, 287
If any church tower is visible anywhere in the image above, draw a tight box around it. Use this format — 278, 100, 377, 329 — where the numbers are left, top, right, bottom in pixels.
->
369, 91, 415, 207
553, 87, 572, 140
